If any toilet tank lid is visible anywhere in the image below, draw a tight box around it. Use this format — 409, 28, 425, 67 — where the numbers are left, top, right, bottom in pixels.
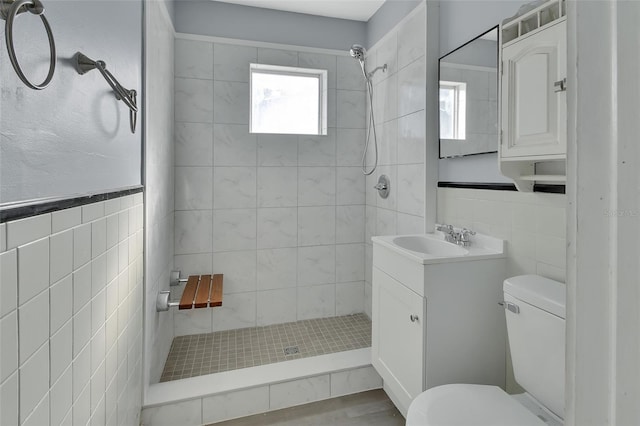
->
504, 275, 566, 319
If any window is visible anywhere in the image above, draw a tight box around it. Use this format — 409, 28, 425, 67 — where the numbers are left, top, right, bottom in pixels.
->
439, 81, 467, 140
250, 64, 328, 135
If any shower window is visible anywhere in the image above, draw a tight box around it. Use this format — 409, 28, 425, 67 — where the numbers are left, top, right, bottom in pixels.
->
439, 81, 467, 140
250, 64, 328, 135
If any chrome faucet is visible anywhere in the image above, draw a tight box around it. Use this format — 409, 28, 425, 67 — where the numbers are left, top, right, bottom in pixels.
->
436, 224, 476, 246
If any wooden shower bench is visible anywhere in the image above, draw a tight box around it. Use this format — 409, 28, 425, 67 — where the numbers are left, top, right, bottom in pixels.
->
178, 274, 223, 309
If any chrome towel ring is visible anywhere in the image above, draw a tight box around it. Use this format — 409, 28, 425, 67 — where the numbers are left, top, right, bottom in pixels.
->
74, 52, 138, 134
0, 0, 56, 90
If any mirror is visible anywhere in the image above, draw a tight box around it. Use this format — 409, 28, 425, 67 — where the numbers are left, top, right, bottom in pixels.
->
439, 26, 499, 158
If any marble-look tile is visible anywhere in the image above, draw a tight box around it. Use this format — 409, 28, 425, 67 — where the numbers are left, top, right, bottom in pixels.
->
141, 398, 202, 426
397, 56, 426, 117
212, 292, 256, 331
175, 39, 213, 79
175, 78, 213, 123
327, 88, 337, 129
374, 32, 398, 80
175, 122, 213, 166
376, 208, 397, 236
378, 119, 397, 166
397, 213, 425, 234
0, 250, 17, 317
397, 110, 425, 164
174, 210, 213, 255
257, 134, 298, 166
365, 206, 377, 243
173, 254, 213, 277
18, 237, 49, 305
298, 129, 336, 166
175, 167, 213, 210
330, 366, 382, 396
213, 124, 257, 166
397, 164, 425, 217
337, 55, 365, 91
257, 48, 298, 66
336, 243, 365, 283
202, 386, 269, 424
214, 81, 250, 124
297, 245, 335, 286
213, 167, 257, 209
297, 285, 335, 320
336, 90, 366, 129
213, 209, 257, 252
298, 206, 335, 246
214, 43, 256, 83
257, 248, 297, 290
364, 282, 372, 318
0, 312, 17, 383
19, 289, 49, 363
212, 251, 257, 294
397, 7, 426, 69
298, 52, 336, 89
257, 208, 297, 249
256, 288, 297, 326
19, 342, 49, 423
336, 167, 365, 206
298, 167, 336, 207
174, 308, 212, 336
335, 281, 365, 316
336, 128, 365, 167
257, 167, 297, 207
336, 206, 365, 244
269, 375, 330, 410
375, 73, 398, 124
5, 214, 50, 250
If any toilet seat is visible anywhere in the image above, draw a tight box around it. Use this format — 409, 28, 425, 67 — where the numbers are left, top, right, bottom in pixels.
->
406, 384, 546, 426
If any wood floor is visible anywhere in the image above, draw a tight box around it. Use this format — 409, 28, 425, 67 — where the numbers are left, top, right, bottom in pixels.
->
210, 389, 405, 426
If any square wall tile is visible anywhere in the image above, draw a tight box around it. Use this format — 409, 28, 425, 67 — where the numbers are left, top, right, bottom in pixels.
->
175, 210, 213, 255
298, 206, 335, 246
336, 55, 365, 91
0, 223, 5, 253
50, 230, 73, 284
336, 281, 365, 316
397, 56, 426, 117
336, 90, 365, 129
257, 208, 297, 249
18, 289, 49, 364
298, 167, 336, 207
257, 167, 297, 208
73, 304, 92, 357
52, 208, 81, 234
0, 311, 17, 383
213, 124, 256, 166
297, 284, 335, 320
336, 129, 365, 167
336, 244, 365, 283
299, 131, 336, 166
50, 275, 72, 336
213, 209, 257, 252
397, 110, 425, 165
212, 251, 257, 294
175, 78, 214, 123
257, 248, 297, 290
297, 245, 335, 286
174, 306, 212, 336
397, 6, 425, 68
175, 167, 213, 210
214, 43, 256, 83
82, 202, 104, 224
73, 263, 92, 314
6, 214, 51, 249
330, 366, 381, 397
397, 164, 425, 217
213, 167, 257, 209
91, 253, 107, 297
175, 39, 213, 79
50, 321, 72, 385
175, 122, 214, 167
257, 48, 297, 66
298, 52, 336, 89
336, 167, 365, 205
50, 365, 72, 426
173, 254, 213, 277
18, 237, 49, 305
212, 292, 256, 331
214, 81, 249, 124
21, 392, 48, 426
0, 373, 18, 426
19, 342, 49, 423
269, 375, 330, 410
73, 223, 91, 269
257, 134, 298, 166
0, 250, 17, 317
336, 206, 365, 244
256, 288, 297, 326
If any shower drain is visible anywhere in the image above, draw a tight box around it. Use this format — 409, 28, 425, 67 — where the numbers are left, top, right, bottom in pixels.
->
283, 346, 299, 355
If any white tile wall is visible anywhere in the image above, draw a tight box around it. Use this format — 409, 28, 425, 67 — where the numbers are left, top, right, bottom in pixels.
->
0, 194, 144, 426
364, 5, 427, 319
173, 38, 367, 335
437, 187, 567, 282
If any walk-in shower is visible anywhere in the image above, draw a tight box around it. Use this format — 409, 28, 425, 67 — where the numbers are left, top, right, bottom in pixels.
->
349, 44, 387, 176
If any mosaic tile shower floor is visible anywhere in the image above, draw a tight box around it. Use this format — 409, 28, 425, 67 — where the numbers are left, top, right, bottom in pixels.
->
160, 313, 372, 382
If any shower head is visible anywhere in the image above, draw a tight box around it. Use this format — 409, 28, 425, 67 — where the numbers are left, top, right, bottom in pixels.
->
349, 44, 366, 61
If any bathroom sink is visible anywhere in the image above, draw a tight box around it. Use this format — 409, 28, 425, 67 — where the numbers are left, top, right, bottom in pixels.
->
392, 235, 468, 256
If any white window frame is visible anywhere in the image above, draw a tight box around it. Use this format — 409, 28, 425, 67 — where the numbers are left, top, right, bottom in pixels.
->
249, 63, 328, 135
439, 80, 467, 140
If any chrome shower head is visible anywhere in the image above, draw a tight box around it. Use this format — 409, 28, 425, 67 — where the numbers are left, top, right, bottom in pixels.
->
349, 44, 366, 61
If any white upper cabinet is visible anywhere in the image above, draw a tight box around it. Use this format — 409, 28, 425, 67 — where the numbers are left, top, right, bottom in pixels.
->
501, 20, 567, 159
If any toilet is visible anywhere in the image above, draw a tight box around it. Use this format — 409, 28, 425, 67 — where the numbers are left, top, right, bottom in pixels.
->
406, 275, 565, 426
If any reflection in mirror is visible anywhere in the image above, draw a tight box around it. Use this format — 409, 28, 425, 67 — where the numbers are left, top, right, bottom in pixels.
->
439, 26, 498, 158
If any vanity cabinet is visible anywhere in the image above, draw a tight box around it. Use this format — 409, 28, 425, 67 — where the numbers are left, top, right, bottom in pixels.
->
371, 235, 508, 416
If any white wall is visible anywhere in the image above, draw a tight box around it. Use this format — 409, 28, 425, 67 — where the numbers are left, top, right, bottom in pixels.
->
144, 0, 176, 387
364, 4, 429, 317
0, 194, 144, 426
171, 36, 367, 335
0, 0, 143, 204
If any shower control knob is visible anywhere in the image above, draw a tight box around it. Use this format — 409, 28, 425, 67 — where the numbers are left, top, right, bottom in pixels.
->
410, 314, 419, 322
374, 175, 390, 199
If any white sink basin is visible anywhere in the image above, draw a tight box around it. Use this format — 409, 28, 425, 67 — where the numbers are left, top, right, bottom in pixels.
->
392, 235, 468, 256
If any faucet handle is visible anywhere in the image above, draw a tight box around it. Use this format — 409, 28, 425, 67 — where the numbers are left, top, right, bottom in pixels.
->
460, 228, 476, 236
437, 224, 454, 233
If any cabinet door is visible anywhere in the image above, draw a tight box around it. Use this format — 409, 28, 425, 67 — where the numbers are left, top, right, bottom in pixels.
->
501, 20, 566, 158
372, 267, 425, 414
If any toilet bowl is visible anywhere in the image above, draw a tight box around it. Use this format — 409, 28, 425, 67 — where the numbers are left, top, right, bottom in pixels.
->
406, 275, 565, 426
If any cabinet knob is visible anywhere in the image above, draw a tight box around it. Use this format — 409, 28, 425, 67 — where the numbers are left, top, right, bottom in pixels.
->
410, 314, 419, 322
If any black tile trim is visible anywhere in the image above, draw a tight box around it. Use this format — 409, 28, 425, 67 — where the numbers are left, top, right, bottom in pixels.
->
0, 186, 144, 223
438, 181, 565, 194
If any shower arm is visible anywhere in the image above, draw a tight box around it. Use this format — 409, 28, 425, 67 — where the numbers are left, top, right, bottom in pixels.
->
366, 64, 387, 80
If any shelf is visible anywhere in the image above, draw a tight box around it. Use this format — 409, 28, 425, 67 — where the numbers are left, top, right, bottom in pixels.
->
519, 174, 566, 182
502, 0, 566, 45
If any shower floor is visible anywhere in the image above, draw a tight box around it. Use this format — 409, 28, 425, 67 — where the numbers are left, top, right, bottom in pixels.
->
159, 313, 371, 382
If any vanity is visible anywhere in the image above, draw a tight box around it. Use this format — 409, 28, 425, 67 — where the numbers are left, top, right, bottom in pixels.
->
371, 230, 508, 415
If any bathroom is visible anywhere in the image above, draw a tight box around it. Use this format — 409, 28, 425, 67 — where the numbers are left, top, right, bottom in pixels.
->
0, 0, 638, 425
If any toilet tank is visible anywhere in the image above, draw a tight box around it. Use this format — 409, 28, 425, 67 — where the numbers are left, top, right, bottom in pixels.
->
503, 275, 565, 419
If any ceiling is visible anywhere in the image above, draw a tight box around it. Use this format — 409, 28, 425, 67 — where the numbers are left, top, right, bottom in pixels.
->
213, 0, 386, 21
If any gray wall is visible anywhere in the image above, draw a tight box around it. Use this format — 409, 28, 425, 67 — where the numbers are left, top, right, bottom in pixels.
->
174, 0, 366, 51
438, 0, 529, 183
0, 0, 143, 205
366, 0, 422, 48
